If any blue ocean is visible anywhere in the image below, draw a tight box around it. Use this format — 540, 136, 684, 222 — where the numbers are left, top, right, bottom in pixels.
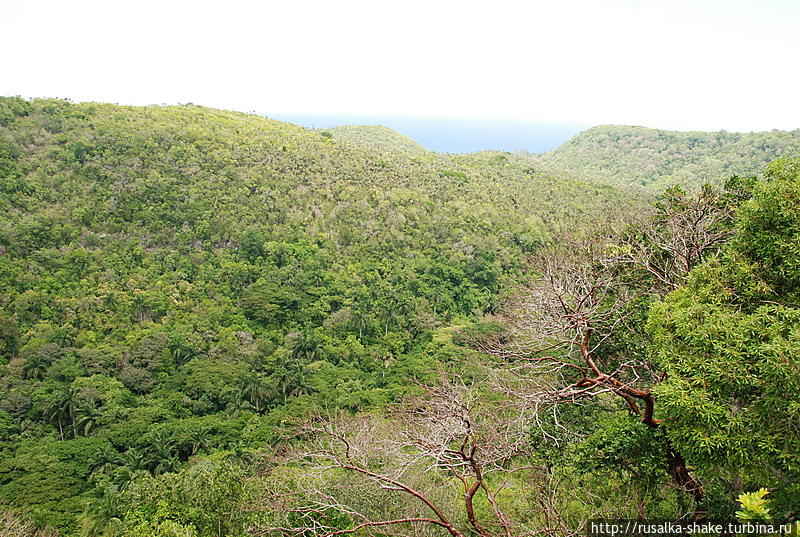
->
265, 114, 590, 154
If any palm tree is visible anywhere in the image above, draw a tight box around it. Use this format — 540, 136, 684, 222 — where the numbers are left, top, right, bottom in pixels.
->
109, 466, 148, 492
352, 308, 369, 339
225, 395, 256, 419
290, 370, 313, 397
45, 386, 81, 440
78, 488, 123, 537
153, 455, 180, 475
169, 343, 197, 367
120, 448, 149, 472
273, 358, 312, 402
22, 356, 48, 380
181, 427, 210, 456
226, 442, 256, 467
287, 330, 322, 361
74, 403, 103, 436
90, 444, 123, 477
145, 429, 178, 475
239, 374, 269, 413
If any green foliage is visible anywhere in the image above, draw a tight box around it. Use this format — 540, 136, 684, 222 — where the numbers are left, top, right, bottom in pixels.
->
648, 157, 800, 518
2, 96, 795, 534
539, 124, 800, 189
0, 437, 108, 533
324, 124, 427, 153
571, 414, 668, 480
736, 157, 800, 297
116, 457, 263, 536
735, 488, 771, 522
0, 97, 634, 533
0, 313, 18, 363
0, 96, 33, 126
78, 488, 123, 537
451, 318, 506, 347
287, 506, 353, 536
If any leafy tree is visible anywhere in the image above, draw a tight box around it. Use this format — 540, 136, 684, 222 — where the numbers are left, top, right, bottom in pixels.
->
238, 374, 269, 414
44, 386, 82, 440
648, 157, 800, 518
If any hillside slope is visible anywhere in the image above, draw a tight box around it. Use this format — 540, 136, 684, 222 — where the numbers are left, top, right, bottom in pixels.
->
0, 97, 636, 533
538, 124, 800, 188
324, 124, 428, 153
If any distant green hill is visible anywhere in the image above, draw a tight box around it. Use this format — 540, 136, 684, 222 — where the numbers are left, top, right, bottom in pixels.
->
538, 124, 800, 188
323, 124, 428, 153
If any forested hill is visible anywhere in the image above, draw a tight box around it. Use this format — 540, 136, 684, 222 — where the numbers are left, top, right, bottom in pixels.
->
0, 97, 633, 534
538, 124, 800, 188
3, 97, 800, 536
323, 124, 428, 153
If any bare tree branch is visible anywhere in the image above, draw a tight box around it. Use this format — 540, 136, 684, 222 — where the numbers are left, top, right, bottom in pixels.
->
252, 378, 575, 537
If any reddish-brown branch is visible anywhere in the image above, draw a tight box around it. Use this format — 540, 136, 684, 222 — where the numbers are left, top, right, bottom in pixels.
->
663, 438, 706, 521
338, 463, 465, 537
487, 233, 706, 517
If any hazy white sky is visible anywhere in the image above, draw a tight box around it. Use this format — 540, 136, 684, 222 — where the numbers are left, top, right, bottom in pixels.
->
2, 0, 798, 131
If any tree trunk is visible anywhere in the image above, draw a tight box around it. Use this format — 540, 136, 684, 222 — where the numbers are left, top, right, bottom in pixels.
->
663, 436, 706, 520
